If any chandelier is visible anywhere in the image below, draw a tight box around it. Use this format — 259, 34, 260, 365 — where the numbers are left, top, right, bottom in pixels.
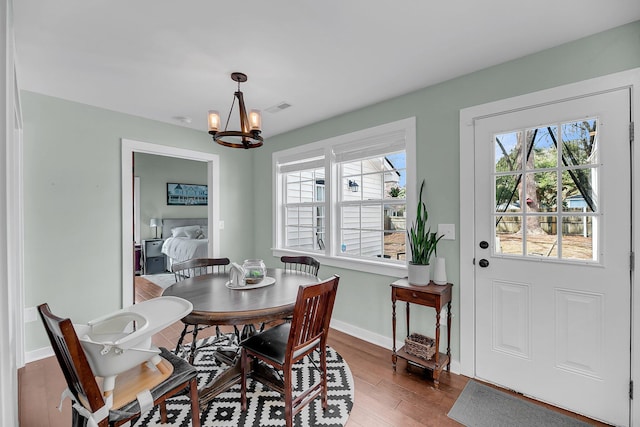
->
208, 72, 263, 149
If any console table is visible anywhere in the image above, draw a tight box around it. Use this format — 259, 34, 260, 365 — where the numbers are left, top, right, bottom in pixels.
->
391, 278, 452, 388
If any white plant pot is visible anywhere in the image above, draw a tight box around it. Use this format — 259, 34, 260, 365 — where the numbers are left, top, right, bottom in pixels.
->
408, 263, 430, 286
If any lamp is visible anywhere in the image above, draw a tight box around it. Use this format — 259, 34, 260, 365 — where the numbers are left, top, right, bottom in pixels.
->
150, 218, 161, 239
208, 72, 263, 149
348, 180, 359, 192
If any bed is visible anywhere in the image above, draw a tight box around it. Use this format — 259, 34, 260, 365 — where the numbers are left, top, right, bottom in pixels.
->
161, 218, 209, 271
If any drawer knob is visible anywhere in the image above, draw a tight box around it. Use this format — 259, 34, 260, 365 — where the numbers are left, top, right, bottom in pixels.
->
412, 292, 417, 298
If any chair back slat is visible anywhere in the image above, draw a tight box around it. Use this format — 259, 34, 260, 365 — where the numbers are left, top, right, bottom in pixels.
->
38, 303, 106, 414
281, 256, 320, 277
287, 275, 339, 360
173, 257, 230, 282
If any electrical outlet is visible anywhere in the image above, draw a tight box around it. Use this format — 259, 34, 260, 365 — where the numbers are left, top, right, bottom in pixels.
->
438, 224, 455, 240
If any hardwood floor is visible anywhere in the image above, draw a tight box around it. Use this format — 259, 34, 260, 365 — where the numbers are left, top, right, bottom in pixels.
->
18, 277, 608, 426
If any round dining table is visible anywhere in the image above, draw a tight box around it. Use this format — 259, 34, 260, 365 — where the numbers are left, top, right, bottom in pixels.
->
162, 267, 320, 406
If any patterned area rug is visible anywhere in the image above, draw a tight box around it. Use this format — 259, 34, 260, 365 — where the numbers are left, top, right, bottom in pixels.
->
135, 337, 354, 426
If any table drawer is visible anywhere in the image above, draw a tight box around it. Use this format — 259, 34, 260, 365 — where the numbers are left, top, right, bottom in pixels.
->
394, 288, 438, 306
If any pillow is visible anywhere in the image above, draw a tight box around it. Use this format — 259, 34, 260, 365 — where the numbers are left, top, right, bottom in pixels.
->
171, 225, 201, 238
184, 228, 201, 239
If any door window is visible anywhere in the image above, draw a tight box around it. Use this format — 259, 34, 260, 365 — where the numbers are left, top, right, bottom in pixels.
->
493, 119, 598, 262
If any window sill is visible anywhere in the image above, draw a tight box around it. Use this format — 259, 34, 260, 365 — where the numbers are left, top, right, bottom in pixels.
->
272, 248, 408, 278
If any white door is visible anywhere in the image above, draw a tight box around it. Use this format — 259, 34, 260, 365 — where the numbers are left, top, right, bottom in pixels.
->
474, 89, 631, 426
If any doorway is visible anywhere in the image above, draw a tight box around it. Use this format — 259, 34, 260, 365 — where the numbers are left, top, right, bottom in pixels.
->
460, 70, 639, 426
121, 139, 220, 309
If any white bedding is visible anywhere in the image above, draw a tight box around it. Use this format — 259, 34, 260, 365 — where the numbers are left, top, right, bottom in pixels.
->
162, 237, 209, 263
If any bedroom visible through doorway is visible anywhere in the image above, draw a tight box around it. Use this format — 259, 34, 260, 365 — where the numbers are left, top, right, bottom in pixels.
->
121, 138, 221, 309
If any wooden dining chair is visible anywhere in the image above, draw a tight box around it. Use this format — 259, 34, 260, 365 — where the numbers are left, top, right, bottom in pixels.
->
172, 257, 235, 363
37, 303, 200, 427
240, 275, 340, 427
172, 257, 231, 281
280, 255, 320, 276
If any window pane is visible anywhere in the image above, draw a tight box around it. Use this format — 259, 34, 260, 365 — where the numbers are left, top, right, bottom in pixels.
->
286, 174, 301, 203
528, 171, 557, 213
362, 172, 384, 200
340, 229, 360, 255
341, 205, 360, 229
562, 169, 596, 213
495, 215, 522, 255
530, 125, 558, 169
385, 152, 406, 200
495, 131, 521, 172
526, 221, 558, 258
298, 206, 313, 227
495, 174, 522, 212
343, 177, 361, 201
361, 205, 383, 230
384, 231, 406, 261
561, 216, 595, 261
288, 227, 314, 250
562, 119, 597, 166
286, 206, 298, 224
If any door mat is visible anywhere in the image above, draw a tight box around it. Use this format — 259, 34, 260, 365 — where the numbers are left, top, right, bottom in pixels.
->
448, 380, 592, 427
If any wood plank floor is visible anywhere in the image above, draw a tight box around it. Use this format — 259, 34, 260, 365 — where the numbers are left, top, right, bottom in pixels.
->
18, 277, 609, 426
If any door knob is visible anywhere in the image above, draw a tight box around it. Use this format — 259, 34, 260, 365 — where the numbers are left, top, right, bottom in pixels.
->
479, 241, 489, 249
479, 259, 489, 268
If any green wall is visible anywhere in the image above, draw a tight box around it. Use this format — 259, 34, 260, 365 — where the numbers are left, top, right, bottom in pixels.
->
21, 21, 640, 357
21, 94, 255, 351
251, 21, 640, 362
134, 153, 208, 241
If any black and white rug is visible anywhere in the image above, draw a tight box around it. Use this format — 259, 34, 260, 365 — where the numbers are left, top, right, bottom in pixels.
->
135, 337, 354, 426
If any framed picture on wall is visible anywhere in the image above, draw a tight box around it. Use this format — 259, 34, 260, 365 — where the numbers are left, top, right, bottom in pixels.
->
167, 183, 208, 206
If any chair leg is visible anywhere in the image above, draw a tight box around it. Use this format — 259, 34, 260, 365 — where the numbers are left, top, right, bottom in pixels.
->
175, 323, 190, 354
189, 377, 201, 427
321, 346, 328, 409
189, 324, 200, 364
284, 365, 293, 427
240, 349, 248, 411
160, 401, 168, 423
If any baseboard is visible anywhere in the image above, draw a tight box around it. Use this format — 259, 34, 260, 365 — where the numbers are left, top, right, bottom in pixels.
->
330, 318, 461, 374
27, 319, 461, 374
25, 345, 54, 363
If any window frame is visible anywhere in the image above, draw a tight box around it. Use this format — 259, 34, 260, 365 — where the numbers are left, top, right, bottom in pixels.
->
273, 117, 416, 277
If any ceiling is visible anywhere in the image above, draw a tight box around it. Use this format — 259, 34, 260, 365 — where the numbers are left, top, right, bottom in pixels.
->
12, 1, 640, 139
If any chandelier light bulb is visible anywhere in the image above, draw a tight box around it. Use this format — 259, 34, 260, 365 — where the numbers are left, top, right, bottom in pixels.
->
249, 109, 262, 131
208, 110, 220, 132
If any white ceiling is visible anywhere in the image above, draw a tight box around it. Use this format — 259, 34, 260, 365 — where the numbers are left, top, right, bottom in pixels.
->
13, 1, 640, 139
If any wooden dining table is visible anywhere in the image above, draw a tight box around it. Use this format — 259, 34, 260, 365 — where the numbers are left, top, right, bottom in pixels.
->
162, 267, 320, 406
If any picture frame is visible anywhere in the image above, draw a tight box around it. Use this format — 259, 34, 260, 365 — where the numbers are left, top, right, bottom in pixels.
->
167, 183, 208, 206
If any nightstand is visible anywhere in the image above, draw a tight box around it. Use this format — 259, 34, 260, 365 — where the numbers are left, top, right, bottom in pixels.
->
142, 239, 166, 274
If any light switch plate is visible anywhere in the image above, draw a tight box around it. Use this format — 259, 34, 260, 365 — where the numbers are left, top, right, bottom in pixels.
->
438, 223, 455, 240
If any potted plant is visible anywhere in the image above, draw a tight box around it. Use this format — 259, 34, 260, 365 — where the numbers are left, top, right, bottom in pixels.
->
407, 179, 442, 285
